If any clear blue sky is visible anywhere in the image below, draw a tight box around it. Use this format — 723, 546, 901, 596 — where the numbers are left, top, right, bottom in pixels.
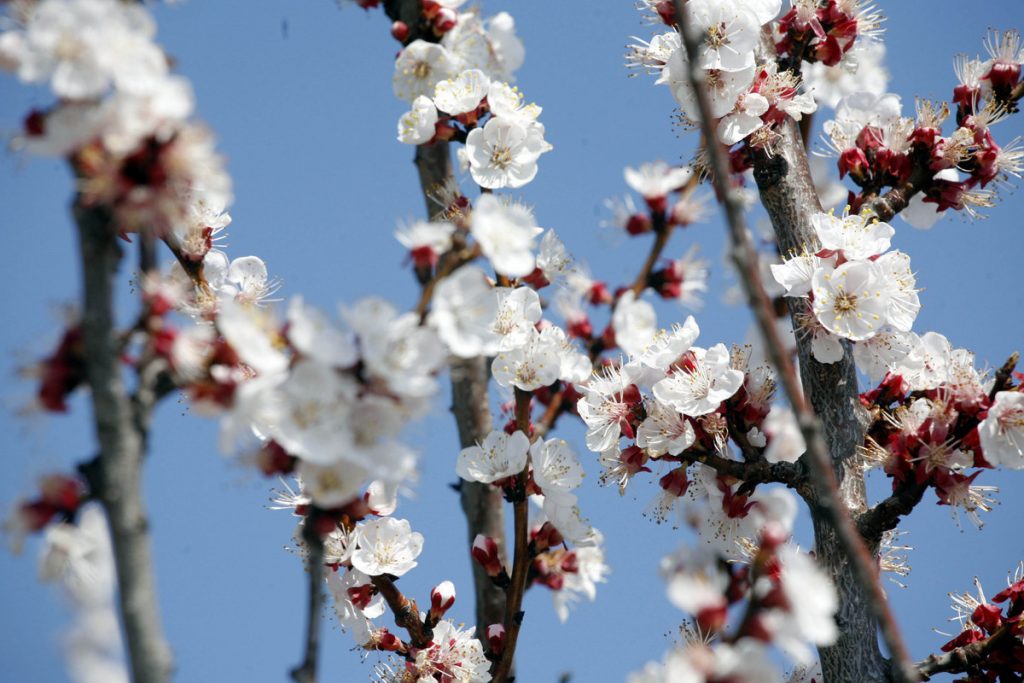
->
1, 2, 1022, 681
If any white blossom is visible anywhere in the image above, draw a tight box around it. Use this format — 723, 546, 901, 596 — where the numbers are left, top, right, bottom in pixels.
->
286, 297, 358, 369
530, 438, 585, 501
412, 619, 491, 682
393, 40, 456, 102
456, 430, 529, 484
979, 392, 1024, 470
350, 517, 423, 578
636, 397, 696, 457
433, 68, 489, 115
492, 326, 561, 391
811, 260, 890, 341
613, 291, 658, 358
429, 265, 500, 358
762, 407, 806, 464
652, 344, 744, 417
811, 210, 894, 261
397, 95, 438, 145
471, 194, 543, 277
465, 117, 551, 189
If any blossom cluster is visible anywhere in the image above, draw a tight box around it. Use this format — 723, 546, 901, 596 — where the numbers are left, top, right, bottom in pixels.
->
0, 0, 232, 251
857, 333, 1023, 529
390, 6, 523, 101
774, 0, 884, 69
270, 483, 493, 681
629, 487, 838, 683
770, 207, 920, 362
939, 565, 1024, 682
819, 29, 1024, 228
628, 0, 817, 150
397, 68, 551, 190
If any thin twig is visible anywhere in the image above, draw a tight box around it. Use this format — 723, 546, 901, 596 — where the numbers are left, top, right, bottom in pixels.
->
291, 524, 325, 683
673, 6, 917, 682
74, 201, 174, 683
491, 389, 534, 683
916, 623, 1013, 680
371, 574, 434, 649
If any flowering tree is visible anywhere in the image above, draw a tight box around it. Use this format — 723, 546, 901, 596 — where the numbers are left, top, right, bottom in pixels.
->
2, 1, 1023, 683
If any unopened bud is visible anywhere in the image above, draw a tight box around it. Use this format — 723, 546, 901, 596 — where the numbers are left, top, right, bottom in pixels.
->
696, 604, 728, 634
625, 213, 652, 235
472, 534, 505, 578
433, 7, 458, 33
421, 0, 440, 19
373, 628, 406, 652
390, 20, 409, 43
486, 623, 506, 655
531, 522, 564, 553
429, 580, 456, 621
39, 474, 83, 512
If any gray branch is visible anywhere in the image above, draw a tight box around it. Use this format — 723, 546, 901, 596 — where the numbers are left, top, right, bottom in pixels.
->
74, 202, 174, 683
672, 11, 917, 682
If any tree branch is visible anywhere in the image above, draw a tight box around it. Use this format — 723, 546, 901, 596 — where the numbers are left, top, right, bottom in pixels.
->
856, 480, 929, 543
915, 624, 1014, 680
74, 200, 174, 683
291, 524, 325, 683
371, 574, 433, 649
680, 449, 807, 493
673, 12, 916, 683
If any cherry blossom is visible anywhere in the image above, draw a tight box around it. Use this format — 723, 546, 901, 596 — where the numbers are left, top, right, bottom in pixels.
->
652, 344, 744, 417
456, 430, 529, 484
393, 40, 456, 102
811, 209, 894, 261
530, 438, 585, 501
433, 68, 489, 115
464, 117, 551, 189
396, 95, 438, 145
612, 291, 658, 358
411, 619, 491, 682
350, 517, 424, 578
491, 326, 561, 391
470, 194, 543, 277
979, 392, 1024, 469
428, 265, 500, 358
811, 260, 890, 341
685, 0, 761, 73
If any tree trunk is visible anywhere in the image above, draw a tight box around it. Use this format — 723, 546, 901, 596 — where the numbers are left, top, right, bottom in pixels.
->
751, 120, 890, 682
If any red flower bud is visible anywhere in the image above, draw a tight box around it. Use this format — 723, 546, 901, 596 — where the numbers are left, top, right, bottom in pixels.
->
429, 580, 456, 621
390, 20, 409, 43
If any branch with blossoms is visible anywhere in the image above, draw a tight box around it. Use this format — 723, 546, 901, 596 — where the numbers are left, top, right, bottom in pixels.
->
627, 1, 1024, 682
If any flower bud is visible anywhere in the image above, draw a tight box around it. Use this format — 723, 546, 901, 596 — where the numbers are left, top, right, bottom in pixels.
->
390, 20, 409, 43
429, 580, 457, 622
472, 534, 505, 577
39, 474, 84, 512
433, 7, 458, 33
486, 623, 506, 655
625, 213, 652, 236
372, 628, 406, 652
530, 521, 563, 553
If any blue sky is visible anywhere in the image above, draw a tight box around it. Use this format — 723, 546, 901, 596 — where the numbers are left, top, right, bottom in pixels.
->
1, 1, 1022, 681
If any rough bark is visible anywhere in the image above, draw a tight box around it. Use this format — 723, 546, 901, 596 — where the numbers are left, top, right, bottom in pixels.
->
751, 121, 890, 682
450, 357, 508, 634
74, 203, 174, 683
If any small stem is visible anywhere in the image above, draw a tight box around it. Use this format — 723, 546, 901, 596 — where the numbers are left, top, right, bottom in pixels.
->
290, 524, 325, 683
372, 575, 433, 648
491, 389, 533, 682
